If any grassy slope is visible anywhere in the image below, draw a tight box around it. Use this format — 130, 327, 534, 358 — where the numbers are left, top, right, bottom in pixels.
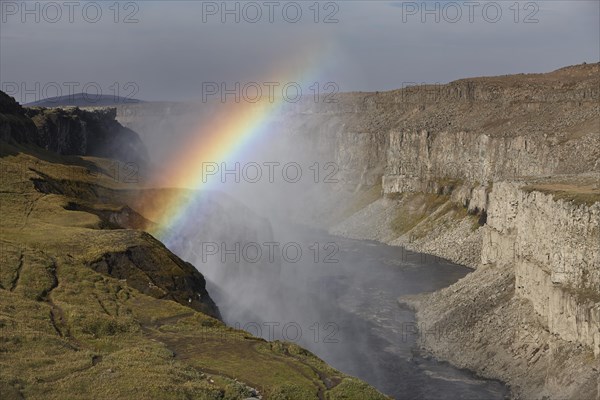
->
0, 142, 388, 400
522, 181, 600, 207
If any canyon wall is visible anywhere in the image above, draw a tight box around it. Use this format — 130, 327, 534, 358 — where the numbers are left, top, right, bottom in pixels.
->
276, 63, 600, 194
285, 64, 600, 399
1, 91, 149, 167
26, 106, 149, 166
326, 65, 600, 398
483, 181, 600, 357
0, 90, 39, 144
112, 64, 600, 398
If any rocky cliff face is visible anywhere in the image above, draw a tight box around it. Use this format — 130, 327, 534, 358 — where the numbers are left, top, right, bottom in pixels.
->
291, 65, 600, 398
24, 106, 149, 166
1, 91, 149, 167
396, 178, 600, 400
258, 64, 598, 194
483, 180, 600, 356
340, 178, 600, 399
328, 66, 599, 399
325, 66, 600, 399
88, 233, 220, 319
0, 91, 39, 144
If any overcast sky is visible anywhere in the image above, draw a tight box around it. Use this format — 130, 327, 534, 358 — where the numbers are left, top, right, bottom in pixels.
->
1, 0, 598, 102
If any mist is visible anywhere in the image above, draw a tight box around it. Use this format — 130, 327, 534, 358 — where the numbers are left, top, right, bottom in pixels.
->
110, 96, 510, 398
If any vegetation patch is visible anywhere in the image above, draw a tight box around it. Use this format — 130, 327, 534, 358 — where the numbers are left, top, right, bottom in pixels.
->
522, 183, 600, 206
390, 193, 449, 235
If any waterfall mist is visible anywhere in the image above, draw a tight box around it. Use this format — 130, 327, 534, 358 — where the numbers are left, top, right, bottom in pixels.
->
124, 99, 508, 399
137, 99, 350, 334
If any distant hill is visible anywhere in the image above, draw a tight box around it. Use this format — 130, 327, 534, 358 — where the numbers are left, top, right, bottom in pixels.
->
25, 92, 144, 107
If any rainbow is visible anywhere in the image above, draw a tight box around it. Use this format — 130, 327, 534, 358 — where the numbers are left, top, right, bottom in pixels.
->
141, 45, 334, 244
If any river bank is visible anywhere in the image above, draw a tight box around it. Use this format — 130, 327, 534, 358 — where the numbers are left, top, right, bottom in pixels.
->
329, 179, 600, 400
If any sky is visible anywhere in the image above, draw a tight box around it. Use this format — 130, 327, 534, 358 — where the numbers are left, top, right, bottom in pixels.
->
1, 0, 599, 102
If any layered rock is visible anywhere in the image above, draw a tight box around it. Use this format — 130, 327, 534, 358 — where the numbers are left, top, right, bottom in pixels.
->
113, 64, 599, 195
305, 65, 600, 398
483, 180, 600, 356
25, 106, 149, 166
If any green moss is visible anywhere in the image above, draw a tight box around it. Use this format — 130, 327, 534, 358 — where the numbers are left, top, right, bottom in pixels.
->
0, 149, 389, 400
269, 383, 317, 399
327, 378, 389, 400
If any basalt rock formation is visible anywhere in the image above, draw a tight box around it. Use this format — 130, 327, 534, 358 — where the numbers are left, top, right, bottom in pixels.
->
327, 65, 599, 399
1, 92, 148, 167
0, 91, 39, 144
24, 106, 149, 167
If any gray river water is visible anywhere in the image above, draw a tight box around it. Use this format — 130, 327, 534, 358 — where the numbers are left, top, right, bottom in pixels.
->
192, 226, 509, 399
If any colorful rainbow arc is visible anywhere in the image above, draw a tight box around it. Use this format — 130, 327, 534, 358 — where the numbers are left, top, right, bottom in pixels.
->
141, 49, 334, 244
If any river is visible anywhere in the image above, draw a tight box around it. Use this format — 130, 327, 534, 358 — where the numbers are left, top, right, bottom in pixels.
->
195, 225, 509, 400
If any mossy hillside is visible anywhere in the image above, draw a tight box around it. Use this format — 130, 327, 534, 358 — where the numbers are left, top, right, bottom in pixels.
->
0, 144, 389, 400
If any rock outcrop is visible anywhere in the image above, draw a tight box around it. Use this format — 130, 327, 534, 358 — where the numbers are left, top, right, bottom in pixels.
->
483, 180, 600, 356
330, 66, 600, 399
302, 65, 600, 398
1, 91, 148, 167
89, 233, 220, 319
271, 63, 599, 193
25, 106, 149, 166
0, 91, 39, 144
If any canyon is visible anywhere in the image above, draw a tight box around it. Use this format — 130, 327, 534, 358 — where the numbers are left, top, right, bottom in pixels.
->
0, 63, 598, 399
113, 63, 600, 399
0, 92, 388, 399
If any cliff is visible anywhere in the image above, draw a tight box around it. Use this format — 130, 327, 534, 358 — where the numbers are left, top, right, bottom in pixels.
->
484, 179, 600, 355
327, 65, 600, 399
24, 106, 149, 167
394, 178, 599, 400
0, 91, 388, 399
106, 64, 600, 399
262, 63, 599, 192
326, 65, 600, 399
1, 92, 148, 167
0, 91, 39, 145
